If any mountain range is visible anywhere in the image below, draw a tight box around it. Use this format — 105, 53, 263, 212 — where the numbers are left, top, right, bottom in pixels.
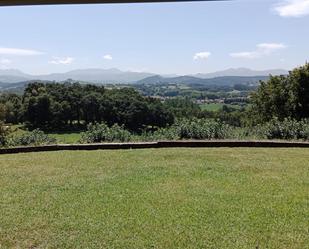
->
192, 68, 288, 79
0, 68, 154, 84
136, 75, 269, 86
0, 67, 288, 91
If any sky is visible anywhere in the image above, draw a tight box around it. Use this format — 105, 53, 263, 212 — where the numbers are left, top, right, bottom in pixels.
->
0, 0, 309, 75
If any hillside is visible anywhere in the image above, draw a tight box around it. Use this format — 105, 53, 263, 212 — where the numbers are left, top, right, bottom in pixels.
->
0, 67, 287, 85
136, 75, 269, 86
0, 68, 154, 84
193, 68, 288, 78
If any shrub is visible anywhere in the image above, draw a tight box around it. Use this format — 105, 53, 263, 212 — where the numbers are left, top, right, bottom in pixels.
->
255, 118, 309, 140
80, 123, 132, 143
153, 118, 231, 140
11, 129, 57, 146
0, 122, 10, 147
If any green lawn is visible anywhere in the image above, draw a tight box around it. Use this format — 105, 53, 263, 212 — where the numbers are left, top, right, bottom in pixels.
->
47, 132, 82, 144
0, 148, 308, 248
200, 103, 243, 111
8, 125, 82, 144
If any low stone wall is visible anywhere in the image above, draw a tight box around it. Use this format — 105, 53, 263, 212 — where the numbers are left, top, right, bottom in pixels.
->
157, 140, 309, 148
1, 140, 309, 155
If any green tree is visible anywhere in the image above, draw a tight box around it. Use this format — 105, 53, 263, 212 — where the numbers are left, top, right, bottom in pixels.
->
164, 97, 201, 118
251, 63, 309, 123
0, 103, 9, 146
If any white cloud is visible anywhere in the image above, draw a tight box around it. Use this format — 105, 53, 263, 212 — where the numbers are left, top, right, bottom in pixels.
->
257, 43, 286, 50
230, 43, 287, 59
0, 58, 11, 65
103, 54, 113, 60
193, 52, 211, 60
274, 0, 309, 17
49, 57, 74, 65
0, 58, 12, 69
0, 47, 43, 56
229, 51, 260, 59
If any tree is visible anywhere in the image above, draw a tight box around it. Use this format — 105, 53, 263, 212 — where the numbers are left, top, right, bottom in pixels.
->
20, 82, 175, 131
0, 93, 22, 124
0, 103, 8, 146
24, 95, 52, 128
164, 97, 201, 118
288, 63, 309, 119
251, 63, 309, 123
82, 93, 101, 123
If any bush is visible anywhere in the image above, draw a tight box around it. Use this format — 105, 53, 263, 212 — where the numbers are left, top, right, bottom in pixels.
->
152, 118, 231, 140
11, 129, 57, 146
255, 118, 309, 140
80, 123, 132, 143
0, 122, 10, 147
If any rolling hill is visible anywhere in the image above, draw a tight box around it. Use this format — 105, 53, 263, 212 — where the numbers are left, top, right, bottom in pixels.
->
0, 68, 154, 84
136, 75, 269, 86
0, 67, 288, 92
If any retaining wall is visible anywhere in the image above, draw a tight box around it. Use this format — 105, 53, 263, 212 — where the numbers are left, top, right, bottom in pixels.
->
1, 140, 309, 154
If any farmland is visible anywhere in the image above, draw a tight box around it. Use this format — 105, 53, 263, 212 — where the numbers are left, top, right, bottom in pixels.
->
1, 148, 308, 248
199, 103, 243, 111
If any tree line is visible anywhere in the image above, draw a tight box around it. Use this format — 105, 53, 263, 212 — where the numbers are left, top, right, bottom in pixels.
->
1, 63, 309, 134
0, 83, 174, 131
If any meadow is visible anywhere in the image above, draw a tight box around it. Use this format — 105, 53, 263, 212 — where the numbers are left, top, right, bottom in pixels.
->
0, 148, 308, 248
199, 103, 243, 111
46, 132, 82, 144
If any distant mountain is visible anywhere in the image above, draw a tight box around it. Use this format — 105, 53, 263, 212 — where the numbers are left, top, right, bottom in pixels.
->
0, 67, 288, 86
0, 69, 30, 77
36, 68, 154, 83
0, 81, 28, 92
137, 75, 268, 86
0, 69, 31, 83
194, 68, 288, 79
0, 68, 154, 84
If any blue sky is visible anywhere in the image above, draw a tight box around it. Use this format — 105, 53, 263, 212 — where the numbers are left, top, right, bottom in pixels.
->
0, 0, 308, 75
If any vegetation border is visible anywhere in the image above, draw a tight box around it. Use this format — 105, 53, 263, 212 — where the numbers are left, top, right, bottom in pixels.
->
1, 140, 309, 154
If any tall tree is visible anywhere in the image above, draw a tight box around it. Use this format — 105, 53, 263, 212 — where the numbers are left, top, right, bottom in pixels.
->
251, 63, 309, 123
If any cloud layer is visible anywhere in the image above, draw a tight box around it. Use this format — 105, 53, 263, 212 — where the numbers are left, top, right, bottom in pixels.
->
0, 47, 43, 56
49, 57, 74, 65
0, 58, 11, 65
274, 0, 309, 17
0, 58, 12, 69
193, 52, 211, 60
230, 43, 286, 59
103, 54, 113, 60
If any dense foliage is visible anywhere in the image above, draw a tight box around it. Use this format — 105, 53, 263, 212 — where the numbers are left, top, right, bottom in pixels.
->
0, 122, 9, 146
1, 82, 174, 131
0, 104, 9, 146
74, 118, 309, 143
80, 123, 131, 143
255, 118, 309, 140
1, 63, 309, 146
152, 118, 231, 140
251, 63, 309, 122
80, 119, 231, 142
163, 97, 201, 118
11, 129, 57, 146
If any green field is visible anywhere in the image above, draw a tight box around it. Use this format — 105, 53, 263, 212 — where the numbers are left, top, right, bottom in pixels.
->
47, 132, 82, 144
8, 125, 83, 144
1, 148, 308, 248
199, 103, 243, 111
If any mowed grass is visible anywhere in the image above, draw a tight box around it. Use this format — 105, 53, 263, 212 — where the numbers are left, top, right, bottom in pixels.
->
9, 126, 82, 144
199, 103, 243, 111
0, 148, 308, 249
47, 132, 82, 144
